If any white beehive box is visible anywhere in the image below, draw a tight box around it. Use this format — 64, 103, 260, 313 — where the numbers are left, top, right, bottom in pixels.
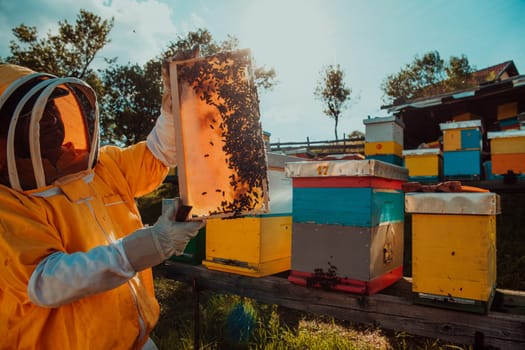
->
363, 115, 405, 144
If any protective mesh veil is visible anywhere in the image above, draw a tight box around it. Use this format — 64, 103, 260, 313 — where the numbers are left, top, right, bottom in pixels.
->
0, 68, 99, 191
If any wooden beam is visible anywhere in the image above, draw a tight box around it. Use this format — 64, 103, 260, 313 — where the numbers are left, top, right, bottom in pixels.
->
159, 261, 525, 350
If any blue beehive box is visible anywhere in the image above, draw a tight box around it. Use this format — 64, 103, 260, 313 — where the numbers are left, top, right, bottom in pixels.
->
460, 128, 482, 149
442, 150, 481, 180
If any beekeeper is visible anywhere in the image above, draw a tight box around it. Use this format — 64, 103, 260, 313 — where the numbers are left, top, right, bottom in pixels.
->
0, 63, 204, 350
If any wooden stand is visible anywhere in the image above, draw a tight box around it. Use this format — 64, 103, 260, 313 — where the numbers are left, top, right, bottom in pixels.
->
158, 261, 525, 349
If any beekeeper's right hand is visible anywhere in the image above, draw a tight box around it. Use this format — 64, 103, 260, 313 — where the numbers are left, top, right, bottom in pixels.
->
28, 199, 205, 308
122, 199, 205, 272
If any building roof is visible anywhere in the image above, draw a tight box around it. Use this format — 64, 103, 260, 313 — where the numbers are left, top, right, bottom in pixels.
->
471, 60, 518, 84
381, 62, 525, 150
384, 74, 525, 116
383, 60, 521, 112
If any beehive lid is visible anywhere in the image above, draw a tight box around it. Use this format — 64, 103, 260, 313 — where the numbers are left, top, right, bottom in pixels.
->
169, 49, 269, 219
267, 152, 303, 169
487, 129, 525, 139
285, 159, 408, 180
402, 148, 441, 156
363, 115, 405, 127
405, 192, 501, 215
439, 120, 482, 131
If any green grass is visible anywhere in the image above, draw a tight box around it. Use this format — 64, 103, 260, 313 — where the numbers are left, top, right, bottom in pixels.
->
150, 273, 470, 350
496, 192, 525, 290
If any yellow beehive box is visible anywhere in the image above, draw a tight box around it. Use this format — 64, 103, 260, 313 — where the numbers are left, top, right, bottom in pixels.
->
488, 130, 525, 154
364, 141, 403, 156
405, 192, 501, 314
497, 102, 518, 120
442, 129, 461, 151
203, 215, 291, 276
487, 130, 525, 174
440, 120, 482, 152
202, 152, 299, 277
402, 148, 441, 180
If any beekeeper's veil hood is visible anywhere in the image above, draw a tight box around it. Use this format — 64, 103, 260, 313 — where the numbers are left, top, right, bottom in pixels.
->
0, 64, 99, 191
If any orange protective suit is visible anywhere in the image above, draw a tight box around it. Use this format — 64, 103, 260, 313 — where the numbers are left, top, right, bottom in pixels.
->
0, 64, 178, 349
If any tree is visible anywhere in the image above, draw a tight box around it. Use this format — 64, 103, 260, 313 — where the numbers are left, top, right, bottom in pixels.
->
381, 51, 475, 105
4, 9, 114, 95
314, 64, 352, 141
348, 130, 364, 139
445, 55, 475, 92
100, 60, 162, 146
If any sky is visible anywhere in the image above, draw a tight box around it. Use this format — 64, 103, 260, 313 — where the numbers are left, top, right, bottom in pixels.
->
1, 0, 524, 144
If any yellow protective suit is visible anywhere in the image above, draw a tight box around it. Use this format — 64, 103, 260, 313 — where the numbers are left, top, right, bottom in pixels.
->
0, 142, 168, 349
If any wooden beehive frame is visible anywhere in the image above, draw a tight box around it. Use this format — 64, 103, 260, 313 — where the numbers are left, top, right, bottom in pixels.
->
169, 49, 269, 219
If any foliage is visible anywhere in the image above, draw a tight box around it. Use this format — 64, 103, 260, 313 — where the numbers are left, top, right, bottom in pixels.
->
100, 59, 163, 146
348, 130, 365, 139
136, 182, 179, 226
4, 9, 113, 97
381, 51, 475, 106
496, 193, 525, 291
314, 64, 352, 141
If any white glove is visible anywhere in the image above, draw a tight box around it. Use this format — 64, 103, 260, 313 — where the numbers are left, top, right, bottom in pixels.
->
122, 198, 205, 272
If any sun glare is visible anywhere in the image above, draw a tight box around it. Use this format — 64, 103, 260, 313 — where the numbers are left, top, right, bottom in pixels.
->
238, 1, 334, 66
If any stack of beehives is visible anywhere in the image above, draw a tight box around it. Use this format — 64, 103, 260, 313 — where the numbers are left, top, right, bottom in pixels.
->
363, 116, 404, 166
486, 103, 525, 177
286, 159, 407, 295
439, 120, 483, 180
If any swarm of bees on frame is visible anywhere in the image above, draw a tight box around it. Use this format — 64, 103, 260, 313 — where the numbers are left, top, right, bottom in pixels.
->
177, 51, 268, 217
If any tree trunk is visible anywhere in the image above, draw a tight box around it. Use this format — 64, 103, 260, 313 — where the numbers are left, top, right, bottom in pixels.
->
334, 116, 339, 141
